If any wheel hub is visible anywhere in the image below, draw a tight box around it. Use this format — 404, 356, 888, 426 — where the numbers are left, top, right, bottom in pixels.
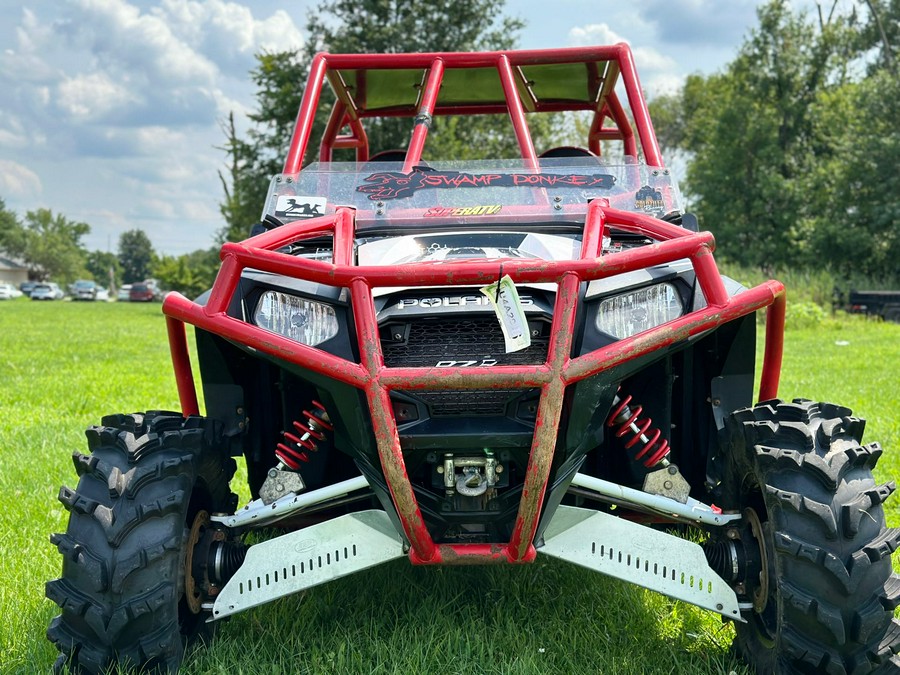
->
703, 507, 769, 614
743, 507, 769, 614
185, 511, 210, 614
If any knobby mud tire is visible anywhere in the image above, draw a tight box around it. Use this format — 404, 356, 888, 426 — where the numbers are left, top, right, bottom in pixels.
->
46, 412, 238, 674
718, 399, 900, 674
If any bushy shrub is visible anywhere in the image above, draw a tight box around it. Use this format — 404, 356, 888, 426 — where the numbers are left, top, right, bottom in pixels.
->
784, 300, 828, 330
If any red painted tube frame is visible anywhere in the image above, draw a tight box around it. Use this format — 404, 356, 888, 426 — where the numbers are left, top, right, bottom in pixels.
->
282, 45, 664, 174
163, 201, 785, 564
403, 58, 444, 172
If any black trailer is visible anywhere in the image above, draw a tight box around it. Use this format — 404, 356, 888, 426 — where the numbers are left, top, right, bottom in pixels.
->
847, 289, 900, 322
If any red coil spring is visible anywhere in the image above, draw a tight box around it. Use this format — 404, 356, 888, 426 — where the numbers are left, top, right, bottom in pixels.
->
275, 400, 333, 470
606, 393, 670, 468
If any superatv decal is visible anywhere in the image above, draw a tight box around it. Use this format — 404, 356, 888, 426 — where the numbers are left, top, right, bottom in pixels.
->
275, 195, 327, 219
423, 205, 503, 217
634, 185, 665, 215
357, 169, 616, 200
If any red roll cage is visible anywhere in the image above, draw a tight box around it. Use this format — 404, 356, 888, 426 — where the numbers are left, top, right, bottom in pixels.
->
286, 44, 662, 171
162, 45, 786, 566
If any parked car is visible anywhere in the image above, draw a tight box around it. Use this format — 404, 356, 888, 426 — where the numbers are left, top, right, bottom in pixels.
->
69, 279, 98, 301
144, 278, 163, 300
30, 282, 64, 300
0, 282, 23, 299
117, 284, 132, 301
128, 282, 154, 302
95, 287, 110, 301
19, 281, 37, 297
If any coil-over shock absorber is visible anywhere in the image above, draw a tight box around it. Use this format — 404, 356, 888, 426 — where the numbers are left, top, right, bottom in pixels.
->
606, 390, 671, 468
260, 401, 333, 504
274, 400, 333, 469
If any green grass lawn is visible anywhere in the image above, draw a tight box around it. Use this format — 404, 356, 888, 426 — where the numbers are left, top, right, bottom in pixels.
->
0, 299, 897, 674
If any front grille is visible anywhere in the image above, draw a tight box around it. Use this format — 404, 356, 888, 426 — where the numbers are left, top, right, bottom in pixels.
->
382, 317, 549, 368
405, 389, 523, 417
382, 316, 547, 418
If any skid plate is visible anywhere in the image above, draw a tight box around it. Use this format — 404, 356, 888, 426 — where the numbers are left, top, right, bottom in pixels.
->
211, 510, 404, 620
540, 506, 741, 620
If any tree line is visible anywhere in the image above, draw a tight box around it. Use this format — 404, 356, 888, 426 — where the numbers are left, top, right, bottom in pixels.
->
0, 198, 218, 298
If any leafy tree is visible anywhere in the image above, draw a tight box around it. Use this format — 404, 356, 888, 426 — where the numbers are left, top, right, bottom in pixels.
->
0, 198, 25, 259
857, 0, 898, 74
153, 248, 219, 299
86, 250, 122, 289
218, 0, 565, 242
0, 202, 93, 283
652, 1, 854, 271
10, 209, 90, 283
218, 112, 265, 245
805, 69, 900, 281
118, 229, 156, 284
301, 0, 530, 158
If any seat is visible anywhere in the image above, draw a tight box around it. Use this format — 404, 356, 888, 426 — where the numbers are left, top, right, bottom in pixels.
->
538, 146, 596, 159
366, 149, 409, 163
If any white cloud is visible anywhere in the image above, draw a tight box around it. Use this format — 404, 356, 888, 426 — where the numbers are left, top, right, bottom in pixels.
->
6, 0, 305, 134
255, 10, 305, 53
0, 161, 42, 198
632, 47, 677, 73
57, 72, 141, 122
569, 23, 624, 47
15, 7, 54, 53
140, 197, 179, 219
568, 23, 678, 97
0, 115, 28, 149
644, 73, 684, 98
64, 0, 220, 85
155, 1, 304, 76
133, 126, 187, 152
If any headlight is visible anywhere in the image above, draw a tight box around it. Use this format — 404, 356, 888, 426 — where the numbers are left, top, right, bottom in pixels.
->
254, 291, 339, 346
595, 283, 683, 338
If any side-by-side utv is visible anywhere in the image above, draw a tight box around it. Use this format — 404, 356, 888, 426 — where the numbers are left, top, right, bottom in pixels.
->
48, 44, 899, 674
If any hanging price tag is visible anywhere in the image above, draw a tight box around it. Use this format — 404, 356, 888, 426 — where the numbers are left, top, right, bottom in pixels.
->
480, 275, 531, 353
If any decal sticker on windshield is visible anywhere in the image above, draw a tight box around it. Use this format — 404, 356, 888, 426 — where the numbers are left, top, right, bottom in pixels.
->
424, 205, 503, 217
357, 169, 616, 201
634, 185, 665, 215
275, 195, 327, 219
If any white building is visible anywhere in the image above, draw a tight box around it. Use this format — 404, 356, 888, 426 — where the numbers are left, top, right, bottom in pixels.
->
0, 255, 28, 286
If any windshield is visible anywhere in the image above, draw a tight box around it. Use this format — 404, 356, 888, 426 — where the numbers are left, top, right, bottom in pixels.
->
357, 231, 582, 267
262, 158, 683, 230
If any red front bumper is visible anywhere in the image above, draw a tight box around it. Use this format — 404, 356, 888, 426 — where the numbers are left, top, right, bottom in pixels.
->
163, 201, 785, 565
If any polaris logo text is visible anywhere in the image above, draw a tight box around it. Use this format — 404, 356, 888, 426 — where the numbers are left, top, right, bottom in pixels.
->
397, 295, 534, 309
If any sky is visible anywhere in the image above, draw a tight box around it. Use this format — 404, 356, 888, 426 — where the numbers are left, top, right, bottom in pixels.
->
0, 0, 814, 255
